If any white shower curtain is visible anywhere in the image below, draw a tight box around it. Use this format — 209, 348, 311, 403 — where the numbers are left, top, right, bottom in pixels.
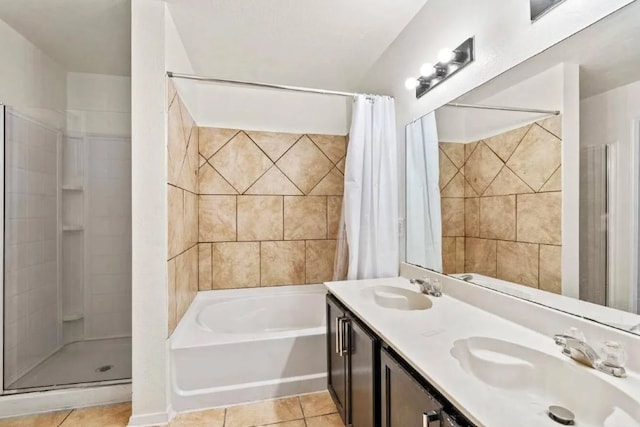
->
334, 95, 399, 280
406, 113, 442, 271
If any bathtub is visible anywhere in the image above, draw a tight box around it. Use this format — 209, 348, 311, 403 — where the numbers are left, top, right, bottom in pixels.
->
170, 284, 327, 412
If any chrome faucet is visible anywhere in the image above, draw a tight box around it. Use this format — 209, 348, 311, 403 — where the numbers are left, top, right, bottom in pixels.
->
409, 277, 442, 297
458, 274, 473, 282
553, 334, 626, 378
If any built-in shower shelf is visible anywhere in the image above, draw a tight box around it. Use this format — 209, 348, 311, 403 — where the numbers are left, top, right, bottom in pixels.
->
62, 185, 84, 191
63, 225, 84, 232
62, 313, 84, 322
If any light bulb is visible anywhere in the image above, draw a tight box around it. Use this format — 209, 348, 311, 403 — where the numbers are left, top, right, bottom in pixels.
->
419, 63, 434, 77
438, 48, 455, 63
404, 78, 419, 90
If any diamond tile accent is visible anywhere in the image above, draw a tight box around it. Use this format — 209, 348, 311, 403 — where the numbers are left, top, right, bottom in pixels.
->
336, 157, 345, 174
507, 124, 561, 191
464, 177, 479, 197
439, 148, 458, 189
247, 131, 302, 162
464, 142, 504, 195
440, 142, 465, 169
441, 172, 464, 197
277, 136, 333, 194
308, 134, 346, 164
199, 163, 237, 195
465, 141, 479, 161
178, 98, 195, 144
177, 126, 198, 193
484, 125, 530, 162
210, 132, 273, 193
245, 166, 302, 195
537, 115, 562, 138
540, 166, 561, 192
483, 167, 533, 196
309, 168, 344, 196
199, 127, 239, 159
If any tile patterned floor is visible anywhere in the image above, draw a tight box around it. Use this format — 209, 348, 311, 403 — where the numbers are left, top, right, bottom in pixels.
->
0, 392, 345, 427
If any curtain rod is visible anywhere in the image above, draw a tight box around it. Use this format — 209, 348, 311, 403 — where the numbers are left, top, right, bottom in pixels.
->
445, 102, 560, 116
167, 72, 392, 99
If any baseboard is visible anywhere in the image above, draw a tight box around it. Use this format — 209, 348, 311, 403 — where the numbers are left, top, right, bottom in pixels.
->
127, 407, 173, 426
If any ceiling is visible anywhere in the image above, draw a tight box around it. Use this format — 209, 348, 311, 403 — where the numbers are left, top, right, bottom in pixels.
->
0, 0, 131, 76
166, 0, 429, 91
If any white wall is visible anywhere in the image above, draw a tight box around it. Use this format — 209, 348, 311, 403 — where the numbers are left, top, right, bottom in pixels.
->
67, 72, 132, 137
0, 18, 66, 129
581, 79, 640, 313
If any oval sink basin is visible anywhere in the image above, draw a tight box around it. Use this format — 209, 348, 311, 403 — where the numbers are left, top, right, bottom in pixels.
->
360, 285, 432, 310
451, 337, 640, 426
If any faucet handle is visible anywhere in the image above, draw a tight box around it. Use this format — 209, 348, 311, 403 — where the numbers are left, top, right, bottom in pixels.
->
600, 341, 627, 368
564, 327, 586, 342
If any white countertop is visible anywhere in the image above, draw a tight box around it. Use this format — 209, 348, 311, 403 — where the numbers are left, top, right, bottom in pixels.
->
325, 277, 640, 427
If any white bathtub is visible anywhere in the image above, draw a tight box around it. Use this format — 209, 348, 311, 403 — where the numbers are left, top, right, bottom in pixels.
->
170, 284, 327, 412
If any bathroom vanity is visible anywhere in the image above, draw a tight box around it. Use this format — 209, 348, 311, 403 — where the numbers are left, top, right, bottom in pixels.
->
325, 274, 640, 427
327, 286, 472, 427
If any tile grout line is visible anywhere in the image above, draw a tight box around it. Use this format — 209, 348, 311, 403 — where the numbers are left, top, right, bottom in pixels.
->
57, 409, 74, 427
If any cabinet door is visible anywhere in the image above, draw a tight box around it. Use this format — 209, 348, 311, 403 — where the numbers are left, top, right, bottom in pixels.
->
327, 295, 348, 422
380, 347, 443, 427
348, 317, 378, 427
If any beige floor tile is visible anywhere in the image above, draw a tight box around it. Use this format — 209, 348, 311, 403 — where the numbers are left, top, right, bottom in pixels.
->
305, 413, 345, 427
299, 391, 338, 418
0, 410, 71, 427
225, 397, 303, 427
60, 403, 131, 427
170, 408, 225, 426
258, 421, 306, 427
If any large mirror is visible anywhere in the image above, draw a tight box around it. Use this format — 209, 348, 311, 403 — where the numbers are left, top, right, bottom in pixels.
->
406, 1, 640, 334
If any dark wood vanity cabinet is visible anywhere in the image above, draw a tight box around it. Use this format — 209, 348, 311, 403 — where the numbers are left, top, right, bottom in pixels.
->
327, 293, 471, 427
327, 294, 378, 427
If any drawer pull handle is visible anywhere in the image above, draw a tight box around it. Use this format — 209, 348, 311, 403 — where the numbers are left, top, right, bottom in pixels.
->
423, 410, 441, 427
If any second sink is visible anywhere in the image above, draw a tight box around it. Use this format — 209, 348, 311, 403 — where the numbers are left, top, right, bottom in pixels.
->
360, 285, 432, 311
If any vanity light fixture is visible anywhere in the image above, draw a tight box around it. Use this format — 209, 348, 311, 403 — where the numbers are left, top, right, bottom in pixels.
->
405, 37, 475, 99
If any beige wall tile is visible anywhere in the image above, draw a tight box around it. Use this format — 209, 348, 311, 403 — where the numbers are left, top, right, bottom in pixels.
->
176, 246, 198, 321
537, 115, 562, 138
464, 177, 479, 197
198, 243, 212, 291
497, 241, 539, 288
237, 196, 283, 241
168, 185, 185, 258
199, 127, 239, 160
483, 167, 533, 196
517, 192, 561, 244
442, 237, 456, 274
170, 408, 225, 427
300, 391, 338, 418
184, 190, 198, 247
168, 258, 177, 334
464, 142, 504, 195
198, 164, 237, 195
245, 166, 302, 195
224, 396, 303, 427
261, 241, 306, 286
465, 141, 479, 161
465, 238, 497, 277
178, 127, 199, 193
59, 403, 131, 427
277, 136, 333, 194
483, 125, 530, 162
308, 134, 347, 164
210, 132, 273, 193
507, 124, 561, 191
168, 99, 186, 186
480, 195, 516, 240
540, 166, 561, 192
284, 196, 327, 240
199, 195, 236, 242
465, 198, 479, 237
306, 240, 337, 284
441, 172, 465, 197
336, 157, 345, 174
246, 131, 302, 162
441, 198, 465, 237
309, 168, 344, 196
455, 237, 465, 273
211, 242, 260, 289
327, 196, 343, 239
540, 244, 562, 294
440, 142, 465, 169
439, 148, 458, 189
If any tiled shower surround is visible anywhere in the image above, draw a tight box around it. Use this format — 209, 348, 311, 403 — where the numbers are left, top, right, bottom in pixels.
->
439, 116, 562, 293
167, 83, 345, 333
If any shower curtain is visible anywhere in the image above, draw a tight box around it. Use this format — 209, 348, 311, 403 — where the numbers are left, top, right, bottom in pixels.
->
405, 113, 442, 271
334, 95, 399, 280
